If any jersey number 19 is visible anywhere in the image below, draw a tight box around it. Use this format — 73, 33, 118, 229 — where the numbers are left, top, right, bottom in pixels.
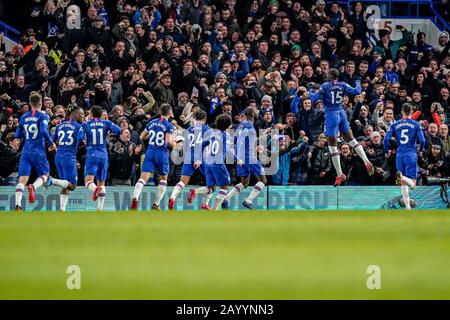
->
24, 124, 38, 140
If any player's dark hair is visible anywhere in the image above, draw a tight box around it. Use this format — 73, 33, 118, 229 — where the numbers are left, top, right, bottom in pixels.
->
160, 103, 173, 117
328, 68, 339, 80
215, 113, 232, 131
91, 105, 103, 118
194, 109, 207, 121
6, 132, 15, 144
71, 107, 83, 116
402, 103, 413, 116
243, 107, 255, 120
29, 94, 42, 109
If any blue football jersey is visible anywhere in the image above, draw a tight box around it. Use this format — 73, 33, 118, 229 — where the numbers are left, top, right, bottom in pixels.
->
384, 118, 426, 155
312, 80, 361, 111
82, 118, 121, 160
15, 110, 53, 156
144, 118, 174, 152
235, 120, 257, 164
183, 124, 211, 163
53, 120, 84, 157
205, 129, 232, 165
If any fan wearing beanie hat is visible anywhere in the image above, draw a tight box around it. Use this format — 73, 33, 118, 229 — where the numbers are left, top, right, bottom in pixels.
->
261, 95, 273, 105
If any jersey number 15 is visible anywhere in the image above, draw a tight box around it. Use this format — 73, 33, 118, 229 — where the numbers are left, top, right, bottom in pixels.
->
331, 91, 343, 104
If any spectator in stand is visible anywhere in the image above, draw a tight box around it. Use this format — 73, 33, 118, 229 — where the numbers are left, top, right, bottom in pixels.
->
439, 124, 450, 154
309, 133, 332, 185
0, 132, 20, 186
365, 131, 390, 185
420, 144, 448, 179
425, 123, 442, 151
108, 128, 142, 186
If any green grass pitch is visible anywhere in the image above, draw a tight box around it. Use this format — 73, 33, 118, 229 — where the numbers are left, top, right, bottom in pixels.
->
1, 210, 450, 299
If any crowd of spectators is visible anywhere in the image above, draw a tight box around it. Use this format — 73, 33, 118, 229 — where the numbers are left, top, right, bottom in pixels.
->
0, 0, 449, 187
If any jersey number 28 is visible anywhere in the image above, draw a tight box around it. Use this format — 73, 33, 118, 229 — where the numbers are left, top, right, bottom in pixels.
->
149, 130, 165, 146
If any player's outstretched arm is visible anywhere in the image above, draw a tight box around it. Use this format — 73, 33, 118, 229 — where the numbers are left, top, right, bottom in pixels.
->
109, 121, 121, 137
40, 115, 55, 147
140, 129, 149, 141
15, 121, 24, 140
383, 125, 394, 154
76, 126, 84, 144
166, 132, 175, 148
344, 80, 362, 96
418, 126, 426, 152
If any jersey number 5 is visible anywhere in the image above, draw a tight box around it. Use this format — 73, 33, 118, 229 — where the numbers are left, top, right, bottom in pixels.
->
400, 129, 409, 144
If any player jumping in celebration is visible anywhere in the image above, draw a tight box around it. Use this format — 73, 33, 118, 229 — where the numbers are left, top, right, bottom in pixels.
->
14, 93, 57, 211
169, 110, 211, 210
47, 107, 85, 211
132, 103, 175, 211
82, 105, 121, 211
224, 107, 267, 210
310, 69, 374, 186
384, 103, 425, 210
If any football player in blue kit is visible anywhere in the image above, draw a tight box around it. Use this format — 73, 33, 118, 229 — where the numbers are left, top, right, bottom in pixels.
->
82, 105, 121, 211
46, 107, 85, 211
131, 103, 175, 211
384, 103, 426, 210
205, 113, 234, 210
224, 107, 267, 210
169, 110, 212, 210
310, 69, 374, 186
187, 113, 234, 210
14, 93, 57, 211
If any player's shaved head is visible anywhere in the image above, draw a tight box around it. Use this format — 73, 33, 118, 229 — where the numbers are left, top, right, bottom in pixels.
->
215, 113, 232, 131
160, 103, 173, 117
328, 68, 340, 80
71, 107, 85, 123
402, 103, 413, 116
91, 105, 103, 118
29, 93, 42, 110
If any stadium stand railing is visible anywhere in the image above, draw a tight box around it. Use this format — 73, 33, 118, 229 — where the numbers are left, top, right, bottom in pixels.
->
0, 186, 446, 211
